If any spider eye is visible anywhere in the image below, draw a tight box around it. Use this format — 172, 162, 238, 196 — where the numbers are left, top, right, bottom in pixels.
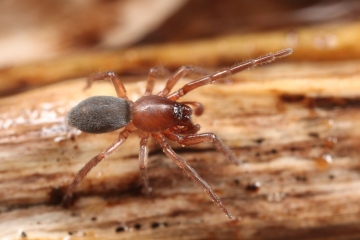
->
173, 103, 183, 120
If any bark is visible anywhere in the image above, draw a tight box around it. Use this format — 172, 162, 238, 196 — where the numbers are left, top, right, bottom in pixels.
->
1, 55, 360, 239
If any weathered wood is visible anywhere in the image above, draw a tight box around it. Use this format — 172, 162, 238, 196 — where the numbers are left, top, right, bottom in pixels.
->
0, 58, 360, 239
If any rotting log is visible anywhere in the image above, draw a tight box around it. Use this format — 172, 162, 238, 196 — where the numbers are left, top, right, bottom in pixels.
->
0, 59, 360, 239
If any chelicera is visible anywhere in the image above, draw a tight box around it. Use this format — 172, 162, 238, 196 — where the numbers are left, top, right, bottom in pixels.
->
65, 48, 293, 219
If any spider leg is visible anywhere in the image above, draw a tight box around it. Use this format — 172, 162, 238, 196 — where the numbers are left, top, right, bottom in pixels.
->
167, 48, 293, 101
63, 125, 135, 205
152, 133, 234, 219
163, 130, 241, 165
139, 133, 151, 194
144, 66, 171, 96
159, 65, 215, 97
87, 71, 128, 99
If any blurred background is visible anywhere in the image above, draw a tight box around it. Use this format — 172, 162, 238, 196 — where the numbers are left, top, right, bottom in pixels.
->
1, 0, 359, 67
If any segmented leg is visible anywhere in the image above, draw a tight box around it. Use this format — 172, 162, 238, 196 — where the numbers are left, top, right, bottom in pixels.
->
163, 131, 241, 165
152, 133, 234, 219
87, 71, 128, 99
159, 65, 214, 97
144, 66, 171, 96
167, 48, 293, 101
139, 133, 151, 194
63, 124, 135, 204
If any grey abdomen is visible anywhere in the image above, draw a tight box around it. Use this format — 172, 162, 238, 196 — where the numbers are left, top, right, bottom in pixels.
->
68, 96, 131, 134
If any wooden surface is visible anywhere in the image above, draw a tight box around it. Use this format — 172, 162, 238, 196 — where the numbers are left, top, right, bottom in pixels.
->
1, 55, 360, 239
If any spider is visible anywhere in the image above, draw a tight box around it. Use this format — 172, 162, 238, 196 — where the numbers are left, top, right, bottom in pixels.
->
65, 48, 293, 219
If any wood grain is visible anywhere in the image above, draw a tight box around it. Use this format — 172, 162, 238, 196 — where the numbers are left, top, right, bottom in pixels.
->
0, 58, 360, 239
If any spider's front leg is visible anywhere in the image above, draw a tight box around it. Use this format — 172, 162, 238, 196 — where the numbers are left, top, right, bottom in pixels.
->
163, 130, 241, 165
145, 65, 214, 97
159, 65, 214, 97
144, 66, 171, 96
87, 71, 128, 99
167, 48, 293, 101
152, 133, 234, 219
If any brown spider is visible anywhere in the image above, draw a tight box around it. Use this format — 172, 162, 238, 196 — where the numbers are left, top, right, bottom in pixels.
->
65, 48, 293, 219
